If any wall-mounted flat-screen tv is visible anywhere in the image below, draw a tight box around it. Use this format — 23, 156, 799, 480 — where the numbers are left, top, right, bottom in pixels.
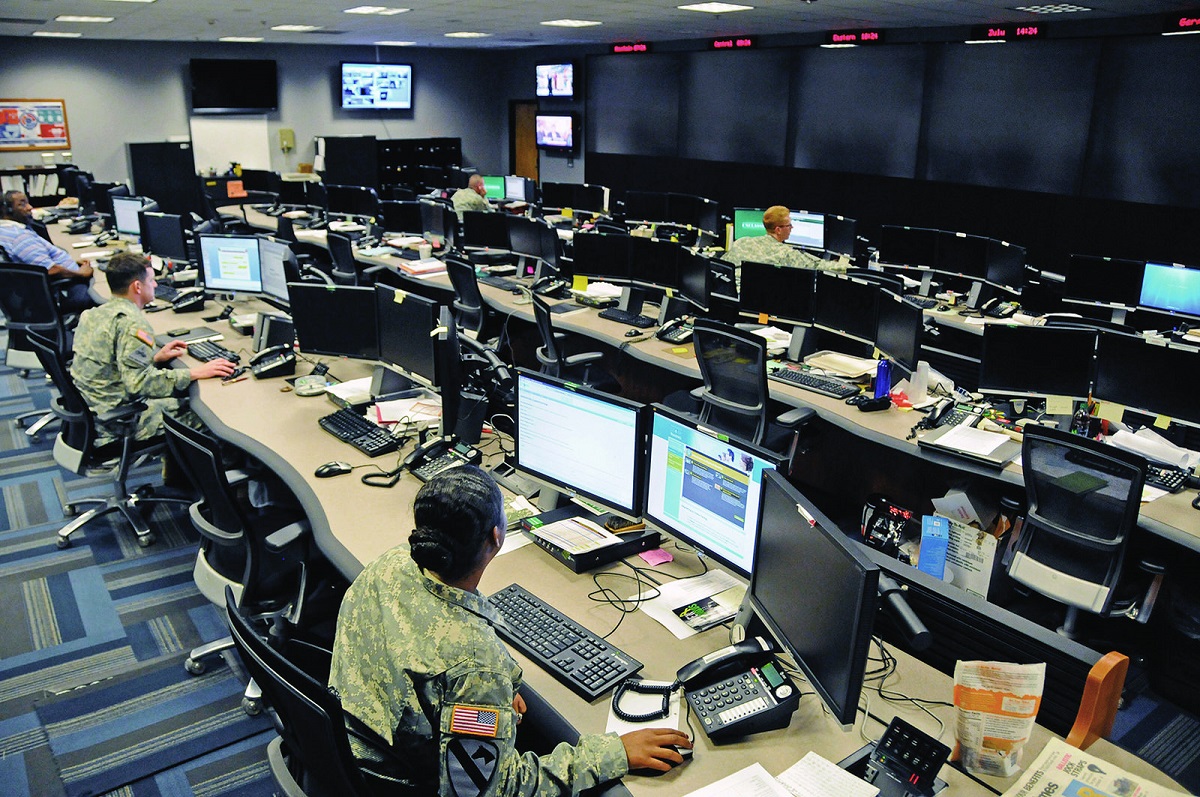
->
536, 63, 574, 98
190, 59, 278, 114
341, 62, 413, 110
535, 113, 576, 152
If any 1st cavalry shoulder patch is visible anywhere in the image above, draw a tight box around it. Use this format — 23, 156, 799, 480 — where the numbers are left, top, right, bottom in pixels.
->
134, 329, 155, 347
449, 704, 500, 738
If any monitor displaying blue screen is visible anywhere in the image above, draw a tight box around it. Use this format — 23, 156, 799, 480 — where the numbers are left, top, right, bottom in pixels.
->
198, 234, 262, 293
1139, 262, 1200, 318
787, 211, 824, 250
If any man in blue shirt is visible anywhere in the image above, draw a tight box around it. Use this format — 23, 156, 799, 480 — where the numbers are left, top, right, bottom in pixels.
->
0, 190, 96, 311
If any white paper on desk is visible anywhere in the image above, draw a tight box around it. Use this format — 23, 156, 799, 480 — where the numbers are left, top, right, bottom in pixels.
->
803, 350, 877, 379
1110, 428, 1200, 470
70, 238, 95, 248
1141, 484, 1169, 503
77, 250, 110, 260
631, 571, 744, 639
776, 751, 879, 797
575, 281, 623, 298
682, 763, 793, 797
375, 396, 441, 425
937, 424, 1007, 456
498, 529, 533, 556
605, 680, 683, 735
529, 516, 622, 555
387, 236, 425, 247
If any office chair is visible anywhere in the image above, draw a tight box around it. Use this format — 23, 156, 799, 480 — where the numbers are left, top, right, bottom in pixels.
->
162, 415, 312, 697
226, 588, 415, 797
27, 330, 191, 549
0, 263, 75, 438
445, 255, 503, 341
326, 232, 386, 286
531, 294, 619, 392
29, 218, 53, 243
1007, 424, 1164, 639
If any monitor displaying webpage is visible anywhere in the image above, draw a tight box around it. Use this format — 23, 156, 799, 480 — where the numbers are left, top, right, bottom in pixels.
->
787, 211, 824, 250
199, 235, 262, 293
258, 237, 290, 303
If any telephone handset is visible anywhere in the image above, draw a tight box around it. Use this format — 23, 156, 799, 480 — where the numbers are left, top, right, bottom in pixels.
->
676, 636, 800, 741
532, 276, 570, 297
249, 344, 296, 379
927, 398, 981, 429
403, 436, 482, 482
980, 297, 1018, 319
655, 318, 693, 344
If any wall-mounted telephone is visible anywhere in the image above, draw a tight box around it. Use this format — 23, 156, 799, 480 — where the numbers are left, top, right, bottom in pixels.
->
249, 345, 296, 379
980, 298, 1017, 319
927, 399, 981, 429
655, 318, 693, 344
676, 636, 799, 742
171, 287, 206, 313
403, 437, 482, 482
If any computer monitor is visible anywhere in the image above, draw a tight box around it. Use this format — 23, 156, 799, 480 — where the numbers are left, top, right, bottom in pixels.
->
138, 211, 190, 262
738, 261, 816, 326
1094, 331, 1200, 428
376, 284, 440, 387
277, 180, 310, 207
1139, 262, 1200, 319
985, 239, 1026, 290
326, 184, 380, 219
643, 404, 780, 579
112, 195, 146, 238
541, 182, 607, 214
504, 175, 534, 203
813, 272, 879, 344
571, 232, 631, 282
287, 283, 380, 360
786, 211, 824, 250
480, 175, 505, 198
823, 215, 857, 257
1063, 254, 1145, 310
731, 208, 766, 242
462, 211, 511, 251
874, 291, 924, 372
624, 191, 668, 224
979, 324, 1096, 402
197, 234, 263, 294
677, 250, 711, 312
629, 235, 679, 290
668, 194, 719, 233
878, 225, 938, 269
506, 216, 545, 260
748, 470, 879, 729
937, 231, 988, 278
420, 200, 456, 251
257, 237, 292, 308
380, 200, 423, 235
515, 369, 647, 518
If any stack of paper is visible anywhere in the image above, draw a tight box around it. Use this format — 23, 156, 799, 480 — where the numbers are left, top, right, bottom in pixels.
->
681, 754, 878, 797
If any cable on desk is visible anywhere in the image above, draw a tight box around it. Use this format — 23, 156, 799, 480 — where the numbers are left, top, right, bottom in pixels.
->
586, 562, 662, 640
857, 638, 950, 744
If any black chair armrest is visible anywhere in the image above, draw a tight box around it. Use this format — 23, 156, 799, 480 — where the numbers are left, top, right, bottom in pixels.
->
189, 501, 243, 544
776, 407, 816, 428
265, 520, 310, 552
563, 352, 604, 368
97, 401, 147, 424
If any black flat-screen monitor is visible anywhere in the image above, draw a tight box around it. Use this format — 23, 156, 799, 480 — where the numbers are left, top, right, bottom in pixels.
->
1063, 254, 1145, 310
138, 211, 190, 262
937, 231, 988, 278
504, 175, 535, 203
878, 225, 938, 269
541, 182, 607, 214
786, 211, 824, 250
814, 272, 879, 344
874, 291, 923, 372
341, 62, 412, 110
197, 234, 263, 294
623, 191, 669, 224
980, 325, 1097, 401
287, 283, 380, 360
536, 63, 574, 98
462, 211, 511, 251
535, 114, 575, 152
420, 200, 456, 251
629, 235, 679, 290
669, 194, 719, 232
506, 216, 545, 260
278, 180, 310, 207
258, 237, 292, 308
572, 232, 630, 282
678, 251, 711, 312
643, 404, 779, 579
190, 59, 278, 114
376, 285, 440, 386
112, 195, 145, 238
515, 369, 646, 517
823, 215, 857, 257
380, 200, 423, 235
985, 239, 1026, 290
326, 184, 380, 219
731, 208, 765, 242
1139, 262, 1200, 320
749, 470, 879, 729
1094, 332, 1200, 428
738, 261, 816, 326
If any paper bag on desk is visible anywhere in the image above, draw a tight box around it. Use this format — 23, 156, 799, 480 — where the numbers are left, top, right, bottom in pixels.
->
954, 660, 1045, 777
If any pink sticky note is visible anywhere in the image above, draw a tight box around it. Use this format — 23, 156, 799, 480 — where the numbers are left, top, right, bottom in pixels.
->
639, 548, 673, 566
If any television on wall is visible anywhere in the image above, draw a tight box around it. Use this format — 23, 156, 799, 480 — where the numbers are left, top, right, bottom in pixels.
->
535, 113, 576, 151
190, 59, 278, 114
536, 63, 574, 98
341, 62, 413, 110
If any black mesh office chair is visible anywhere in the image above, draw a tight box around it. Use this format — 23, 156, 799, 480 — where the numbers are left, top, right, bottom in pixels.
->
325, 232, 388, 287
531, 294, 619, 392
27, 330, 191, 548
274, 219, 333, 284
28, 218, 53, 243
1007, 425, 1164, 639
445, 255, 502, 341
0, 262, 74, 437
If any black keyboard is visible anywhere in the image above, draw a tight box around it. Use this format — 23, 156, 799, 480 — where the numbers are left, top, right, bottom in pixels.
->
905, 295, 939, 309
155, 283, 181, 302
598, 308, 656, 328
187, 340, 240, 364
1147, 464, 1189, 493
479, 275, 521, 291
769, 368, 859, 399
489, 583, 642, 701
318, 408, 400, 457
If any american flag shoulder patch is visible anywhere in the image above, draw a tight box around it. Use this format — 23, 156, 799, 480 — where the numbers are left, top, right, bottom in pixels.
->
449, 704, 500, 738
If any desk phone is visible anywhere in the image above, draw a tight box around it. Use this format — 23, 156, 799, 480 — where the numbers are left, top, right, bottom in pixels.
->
249, 345, 297, 379
677, 637, 799, 742
405, 438, 482, 482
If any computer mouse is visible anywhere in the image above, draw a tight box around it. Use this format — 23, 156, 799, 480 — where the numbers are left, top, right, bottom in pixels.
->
314, 461, 353, 478
221, 366, 248, 381
936, 304, 951, 312
625, 329, 642, 338
668, 745, 694, 761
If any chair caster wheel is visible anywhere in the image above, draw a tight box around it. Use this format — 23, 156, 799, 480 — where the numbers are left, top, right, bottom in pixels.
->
185, 658, 207, 676
137, 533, 156, 548
242, 697, 262, 716
56, 536, 71, 549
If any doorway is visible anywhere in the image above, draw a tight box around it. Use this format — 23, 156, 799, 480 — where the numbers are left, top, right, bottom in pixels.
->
510, 101, 538, 182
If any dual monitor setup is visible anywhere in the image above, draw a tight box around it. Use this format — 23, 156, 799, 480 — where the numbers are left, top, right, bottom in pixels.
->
731, 207, 858, 258
1062, 253, 1200, 324
480, 175, 537, 204
571, 232, 711, 313
877, 225, 1028, 293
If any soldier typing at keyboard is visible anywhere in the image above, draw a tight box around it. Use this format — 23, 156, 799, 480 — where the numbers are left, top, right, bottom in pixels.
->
329, 466, 691, 796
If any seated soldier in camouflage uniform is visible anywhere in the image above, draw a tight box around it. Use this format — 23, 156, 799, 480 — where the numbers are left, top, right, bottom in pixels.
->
721, 205, 844, 291
70, 251, 236, 442
329, 466, 691, 796
452, 174, 493, 221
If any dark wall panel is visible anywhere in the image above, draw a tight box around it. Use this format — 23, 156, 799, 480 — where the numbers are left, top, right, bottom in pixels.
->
587, 54, 681, 157
922, 40, 1099, 195
678, 49, 791, 166
790, 45, 925, 178
1084, 35, 1200, 209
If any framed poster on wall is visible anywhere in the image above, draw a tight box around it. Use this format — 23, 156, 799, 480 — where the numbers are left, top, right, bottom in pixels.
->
0, 99, 71, 151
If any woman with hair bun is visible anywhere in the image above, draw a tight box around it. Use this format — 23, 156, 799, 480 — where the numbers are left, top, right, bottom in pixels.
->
330, 466, 690, 796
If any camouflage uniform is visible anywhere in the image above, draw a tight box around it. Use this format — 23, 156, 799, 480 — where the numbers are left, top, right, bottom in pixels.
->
722, 234, 842, 291
70, 297, 195, 442
452, 187, 492, 220
329, 549, 628, 796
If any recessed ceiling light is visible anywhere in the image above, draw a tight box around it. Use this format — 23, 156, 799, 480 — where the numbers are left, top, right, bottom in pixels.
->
1013, 4, 1091, 13
375, 40, 417, 46
55, 15, 115, 23
220, 36, 264, 42
820, 43, 857, 48
965, 39, 1006, 44
541, 19, 603, 28
271, 24, 322, 32
444, 31, 491, 38
677, 3, 754, 13
33, 31, 83, 37
344, 6, 410, 15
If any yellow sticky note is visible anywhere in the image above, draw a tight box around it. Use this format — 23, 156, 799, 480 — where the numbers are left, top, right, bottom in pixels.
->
1154, 414, 1172, 429
1096, 402, 1126, 424
757, 312, 769, 325
1044, 395, 1073, 416
393, 289, 406, 304
672, 347, 689, 355
665, 288, 675, 298
872, 347, 882, 359
571, 275, 588, 292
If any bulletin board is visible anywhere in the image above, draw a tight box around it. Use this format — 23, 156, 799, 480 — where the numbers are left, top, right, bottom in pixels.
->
0, 99, 71, 151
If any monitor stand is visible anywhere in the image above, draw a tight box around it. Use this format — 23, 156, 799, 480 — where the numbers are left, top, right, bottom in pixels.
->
618, 285, 648, 316
1110, 307, 1128, 325
370, 364, 425, 401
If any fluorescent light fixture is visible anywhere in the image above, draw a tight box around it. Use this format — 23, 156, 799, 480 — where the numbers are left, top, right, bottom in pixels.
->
444, 31, 491, 38
541, 19, 603, 28
33, 31, 83, 37
1013, 4, 1091, 12
344, 6, 410, 15
965, 39, 1006, 44
55, 15, 115, 23
375, 40, 417, 45
92, 0, 156, 3
220, 36, 264, 42
271, 24, 321, 32
820, 43, 857, 48
677, 2, 754, 13
1163, 29, 1200, 36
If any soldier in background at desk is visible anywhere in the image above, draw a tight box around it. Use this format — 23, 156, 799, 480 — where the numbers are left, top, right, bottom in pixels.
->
721, 205, 839, 290
329, 466, 691, 796
71, 252, 236, 441
452, 173, 494, 220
